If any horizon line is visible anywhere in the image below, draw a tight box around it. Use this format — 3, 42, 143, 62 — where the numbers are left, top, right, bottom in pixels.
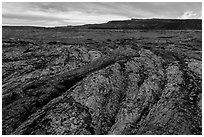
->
2, 18, 202, 28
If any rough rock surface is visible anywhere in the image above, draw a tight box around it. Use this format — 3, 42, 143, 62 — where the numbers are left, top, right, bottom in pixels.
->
2, 37, 202, 135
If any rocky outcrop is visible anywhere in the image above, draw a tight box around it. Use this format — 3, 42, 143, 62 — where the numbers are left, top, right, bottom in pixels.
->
2, 38, 202, 135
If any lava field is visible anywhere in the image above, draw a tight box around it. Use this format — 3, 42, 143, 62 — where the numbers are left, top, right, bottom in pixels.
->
2, 27, 202, 135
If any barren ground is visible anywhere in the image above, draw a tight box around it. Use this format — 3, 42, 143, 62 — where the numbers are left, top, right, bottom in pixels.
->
2, 28, 202, 135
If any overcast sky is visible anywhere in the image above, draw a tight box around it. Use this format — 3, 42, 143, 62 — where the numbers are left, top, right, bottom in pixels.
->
2, 2, 202, 27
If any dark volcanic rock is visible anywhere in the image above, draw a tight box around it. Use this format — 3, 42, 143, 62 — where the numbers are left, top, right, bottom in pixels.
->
2, 34, 202, 135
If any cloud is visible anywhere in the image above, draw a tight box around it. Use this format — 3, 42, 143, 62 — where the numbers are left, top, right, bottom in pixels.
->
63, 11, 129, 25
178, 10, 202, 19
2, 2, 202, 26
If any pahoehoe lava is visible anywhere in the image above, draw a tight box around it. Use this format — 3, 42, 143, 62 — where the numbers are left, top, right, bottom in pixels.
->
2, 26, 202, 135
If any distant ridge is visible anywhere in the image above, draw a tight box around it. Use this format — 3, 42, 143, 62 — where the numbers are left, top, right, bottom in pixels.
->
3, 19, 202, 30
81, 19, 202, 30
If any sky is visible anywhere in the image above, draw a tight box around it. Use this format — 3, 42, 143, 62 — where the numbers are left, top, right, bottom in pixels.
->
2, 2, 202, 27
